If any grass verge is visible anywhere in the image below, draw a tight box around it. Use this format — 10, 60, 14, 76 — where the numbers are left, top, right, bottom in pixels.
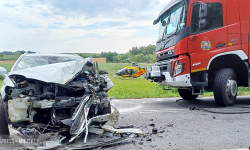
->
0, 55, 20, 61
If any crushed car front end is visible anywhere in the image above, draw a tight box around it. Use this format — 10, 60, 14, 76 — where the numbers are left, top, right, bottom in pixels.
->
0, 54, 142, 149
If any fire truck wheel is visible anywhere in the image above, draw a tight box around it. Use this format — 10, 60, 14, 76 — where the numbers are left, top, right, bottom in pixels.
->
178, 88, 198, 100
0, 98, 9, 134
214, 68, 237, 106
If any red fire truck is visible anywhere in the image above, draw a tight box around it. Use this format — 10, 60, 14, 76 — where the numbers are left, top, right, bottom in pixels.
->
146, 0, 250, 106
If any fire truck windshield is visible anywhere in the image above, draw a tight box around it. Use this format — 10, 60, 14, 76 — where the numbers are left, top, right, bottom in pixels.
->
157, 1, 187, 41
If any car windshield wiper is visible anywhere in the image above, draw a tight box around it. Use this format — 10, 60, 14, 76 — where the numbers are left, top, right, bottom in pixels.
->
160, 39, 171, 50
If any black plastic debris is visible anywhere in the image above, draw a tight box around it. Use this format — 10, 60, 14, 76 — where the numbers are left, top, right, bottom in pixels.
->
152, 128, 158, 134
149, 123, 155, 127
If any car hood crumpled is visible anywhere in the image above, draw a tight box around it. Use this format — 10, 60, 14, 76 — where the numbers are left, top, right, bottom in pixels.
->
8, 60, 87, 84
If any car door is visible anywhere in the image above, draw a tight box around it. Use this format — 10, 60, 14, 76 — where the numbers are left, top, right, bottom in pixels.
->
188, 0, 227, 72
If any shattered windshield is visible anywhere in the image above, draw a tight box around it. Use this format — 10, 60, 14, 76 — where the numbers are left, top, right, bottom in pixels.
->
13, 55, 83, 71
157, 1, 187, 41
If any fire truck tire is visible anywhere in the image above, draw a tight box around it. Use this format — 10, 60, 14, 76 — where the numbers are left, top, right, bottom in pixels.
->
0, 98, 9, 134
178, 88, 198, 100
214, 68, 237, 106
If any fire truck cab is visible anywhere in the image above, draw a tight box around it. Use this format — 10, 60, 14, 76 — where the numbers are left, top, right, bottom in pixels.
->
146, 0, 250, 106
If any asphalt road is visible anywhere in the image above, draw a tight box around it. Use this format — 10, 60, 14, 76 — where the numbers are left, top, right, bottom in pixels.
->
106, 96, 250, 150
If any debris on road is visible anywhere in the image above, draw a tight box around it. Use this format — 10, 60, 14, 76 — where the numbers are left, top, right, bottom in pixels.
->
139, 141, 144, 145
149, 123, 155, 127
167, 124, 174, 127
159, 129, 165, 133
145, 136, 152, 141
152, 128, 158, 134
117, 125, 135, 129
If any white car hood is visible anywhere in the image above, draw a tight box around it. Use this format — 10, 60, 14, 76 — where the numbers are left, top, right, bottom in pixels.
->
8, 60, 87, 84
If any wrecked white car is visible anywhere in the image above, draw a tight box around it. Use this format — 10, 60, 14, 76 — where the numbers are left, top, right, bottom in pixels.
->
0, 54, 142, 149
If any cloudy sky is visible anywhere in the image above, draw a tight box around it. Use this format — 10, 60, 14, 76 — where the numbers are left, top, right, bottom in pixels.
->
0, 0, 171, 53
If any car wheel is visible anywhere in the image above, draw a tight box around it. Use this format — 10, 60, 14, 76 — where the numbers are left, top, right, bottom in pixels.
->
178, 88, 199, 100
214, 68, 237, 106
0, 98, 9, 134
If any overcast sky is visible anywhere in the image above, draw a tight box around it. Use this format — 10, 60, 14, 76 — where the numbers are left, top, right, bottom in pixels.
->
0, 0, 171, 54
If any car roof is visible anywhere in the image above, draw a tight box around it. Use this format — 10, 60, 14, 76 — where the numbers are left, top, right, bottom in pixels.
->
21, 53, 81, 57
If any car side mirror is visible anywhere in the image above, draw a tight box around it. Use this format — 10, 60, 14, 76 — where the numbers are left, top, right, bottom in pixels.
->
199, 3, 207, 18
0, 67, 7, 77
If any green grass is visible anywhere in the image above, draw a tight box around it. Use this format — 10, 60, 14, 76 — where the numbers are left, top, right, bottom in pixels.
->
100, 63, 218, 98
0, 62, 249, 99
0, 64, 13, 87
0, 55, 20, 61
0, 64, 13, 72
108, 78, 179, 99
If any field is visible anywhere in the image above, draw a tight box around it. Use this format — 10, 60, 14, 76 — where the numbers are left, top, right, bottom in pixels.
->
0, 55, 20, 61
0, 62, 250, 99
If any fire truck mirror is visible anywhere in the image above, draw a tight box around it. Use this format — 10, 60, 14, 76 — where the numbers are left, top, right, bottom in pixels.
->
162, 19, 170, 27
153, 18, 160, 25
199, 3, 208, 18
199, 19, 207, 28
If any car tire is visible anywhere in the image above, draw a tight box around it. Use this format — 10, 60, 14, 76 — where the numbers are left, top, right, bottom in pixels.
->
178, 88, 198, 100
214, 68, 237, 107
0, 98, 9, 134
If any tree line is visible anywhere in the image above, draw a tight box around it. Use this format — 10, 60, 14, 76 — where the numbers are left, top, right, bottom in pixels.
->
79, 44, 156, 63
0, 50, 36, 55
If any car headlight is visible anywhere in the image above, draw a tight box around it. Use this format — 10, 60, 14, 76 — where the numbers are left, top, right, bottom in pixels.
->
173, 60, 185, 77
